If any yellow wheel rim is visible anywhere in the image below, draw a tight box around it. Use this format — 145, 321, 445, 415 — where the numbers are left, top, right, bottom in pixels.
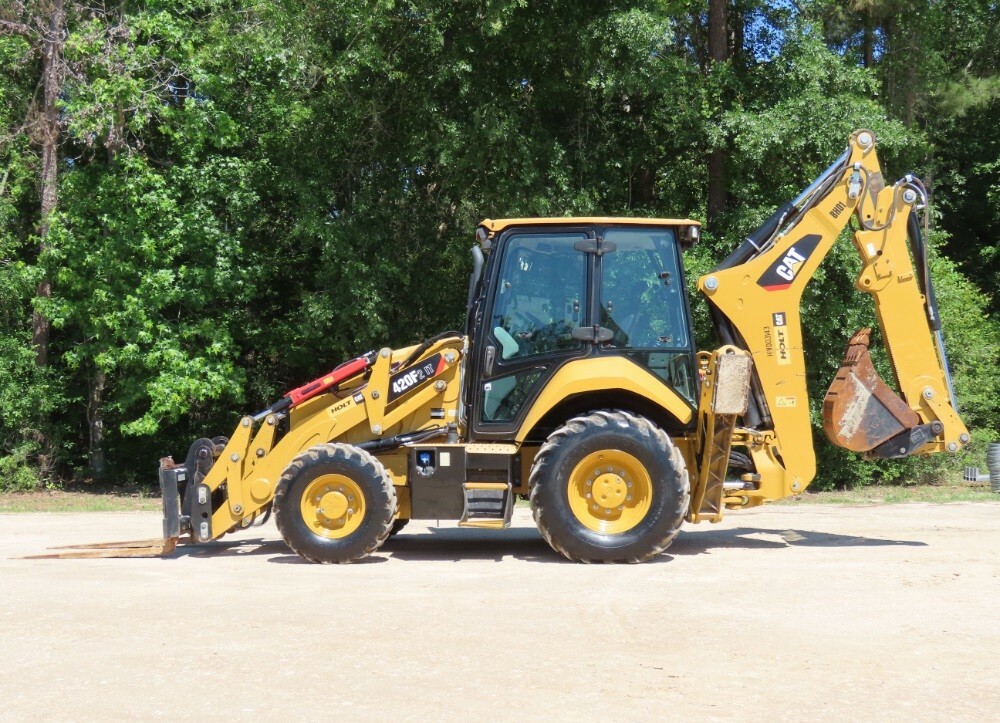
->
300, 474, 366, 539
567, 449, 652, 534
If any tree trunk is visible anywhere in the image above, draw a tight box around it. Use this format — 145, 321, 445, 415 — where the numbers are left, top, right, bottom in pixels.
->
630, 167, 655, 208
689, 12, 707, 71
903, 42, 917, 126
32, 0, 65, 369
88, 368, 107, 480
708, 0, 728, 62
732, 6, 745, 69
707, 0, 729, 223
707, 148, 727, 223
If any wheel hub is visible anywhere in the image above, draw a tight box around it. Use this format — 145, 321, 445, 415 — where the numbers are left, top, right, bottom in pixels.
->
591, 472, 627, 509
301, 474, 365, 538
318, 490, 349, 521
566, 449, 652, 534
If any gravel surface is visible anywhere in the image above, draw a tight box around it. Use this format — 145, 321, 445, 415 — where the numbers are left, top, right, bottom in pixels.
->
1, 504, 998, 721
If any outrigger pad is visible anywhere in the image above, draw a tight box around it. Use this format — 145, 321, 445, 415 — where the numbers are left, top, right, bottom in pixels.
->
712, 350, 752, 416
822, 328, 921, 452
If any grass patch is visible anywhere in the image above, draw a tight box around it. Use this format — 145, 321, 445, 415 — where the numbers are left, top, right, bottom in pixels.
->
0, 489, 162, 513
777, 481, 999, 505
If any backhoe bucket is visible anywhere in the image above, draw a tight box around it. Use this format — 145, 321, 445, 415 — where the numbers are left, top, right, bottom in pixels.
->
822, 328, 920, 452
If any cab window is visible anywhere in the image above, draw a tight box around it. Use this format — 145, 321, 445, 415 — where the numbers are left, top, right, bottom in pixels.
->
600, 227, 688, 349
490, 233, 587, 362
600, 227, 695, 402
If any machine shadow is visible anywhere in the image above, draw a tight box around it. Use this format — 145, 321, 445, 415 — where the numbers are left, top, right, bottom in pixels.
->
383, 526, 561, 563
174, 523, 926, 564
166, 537, 291, 559
666, 526, 927, 556
263, 524, 928, 564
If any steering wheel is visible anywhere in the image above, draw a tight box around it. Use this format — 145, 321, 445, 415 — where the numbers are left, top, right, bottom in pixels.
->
507, 311, 540, 355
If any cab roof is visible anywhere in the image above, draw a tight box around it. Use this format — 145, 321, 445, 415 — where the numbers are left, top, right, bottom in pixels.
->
479, 217, 701, 234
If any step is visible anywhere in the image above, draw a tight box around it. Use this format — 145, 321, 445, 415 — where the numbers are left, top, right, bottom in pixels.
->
458, 482, 513, 530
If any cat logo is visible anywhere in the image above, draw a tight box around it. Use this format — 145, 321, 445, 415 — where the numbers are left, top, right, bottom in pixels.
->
757, 234, 822, 291
775, 248, 807, 282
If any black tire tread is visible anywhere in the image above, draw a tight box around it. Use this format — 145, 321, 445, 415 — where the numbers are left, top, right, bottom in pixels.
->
529, 409, 690, 563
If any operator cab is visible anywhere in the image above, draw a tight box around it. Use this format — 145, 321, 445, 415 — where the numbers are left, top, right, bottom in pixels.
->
466, 218, 701, 440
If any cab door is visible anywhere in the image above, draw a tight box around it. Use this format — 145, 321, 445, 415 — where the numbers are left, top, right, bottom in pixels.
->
595, 226, 698, 406
469, 228, 594, 439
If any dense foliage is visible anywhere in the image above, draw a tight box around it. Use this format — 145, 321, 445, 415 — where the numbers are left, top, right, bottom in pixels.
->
1, 0, 998, 490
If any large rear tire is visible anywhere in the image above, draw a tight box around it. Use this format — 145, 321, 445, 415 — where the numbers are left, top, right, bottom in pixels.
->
274, 443, 396, 563
530, 410, 689, 563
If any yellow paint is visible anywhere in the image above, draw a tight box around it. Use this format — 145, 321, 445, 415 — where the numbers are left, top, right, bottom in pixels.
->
458, 519, 507, 529
480, 217, 700, 234
689, 347, 751, 523
197, 337, 464, 540
249, 478, 271, 502
185, 143, 970, 547
300, 474, 366, 539
850, 189, 968, 453
516, 357, 693, 442
566, 449, 652, 534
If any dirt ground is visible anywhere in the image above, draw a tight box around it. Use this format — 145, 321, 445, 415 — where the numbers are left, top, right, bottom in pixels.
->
1, 504, 997, 721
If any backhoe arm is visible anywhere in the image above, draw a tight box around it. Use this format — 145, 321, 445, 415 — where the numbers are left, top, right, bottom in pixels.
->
698, 130, 968, 500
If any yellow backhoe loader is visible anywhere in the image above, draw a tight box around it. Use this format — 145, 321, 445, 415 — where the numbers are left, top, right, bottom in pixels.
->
54, 129, 969, 563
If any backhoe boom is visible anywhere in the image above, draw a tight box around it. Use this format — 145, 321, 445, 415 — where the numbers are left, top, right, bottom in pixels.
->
698, 130, 968, 500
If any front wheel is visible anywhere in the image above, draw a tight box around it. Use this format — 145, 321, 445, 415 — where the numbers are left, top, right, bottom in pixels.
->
274, 444, 396, 563
530, 410, 689, 563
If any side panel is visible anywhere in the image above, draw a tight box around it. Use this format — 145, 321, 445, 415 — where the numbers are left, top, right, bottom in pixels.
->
515, 356, 694, 443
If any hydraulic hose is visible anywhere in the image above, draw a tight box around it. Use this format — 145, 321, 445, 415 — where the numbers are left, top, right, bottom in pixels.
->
356, 426, 446, 453
907, 211, 959, 411
400, 330, 463, 370
714, 148, 850, 273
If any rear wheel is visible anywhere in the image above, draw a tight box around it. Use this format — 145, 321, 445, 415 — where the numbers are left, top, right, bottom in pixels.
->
274, 444, 396, 563
530, 410, 689, 563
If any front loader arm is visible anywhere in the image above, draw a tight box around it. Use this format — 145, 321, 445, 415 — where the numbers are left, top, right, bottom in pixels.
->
698, 130, 967, 500
160, 336, 465, 545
